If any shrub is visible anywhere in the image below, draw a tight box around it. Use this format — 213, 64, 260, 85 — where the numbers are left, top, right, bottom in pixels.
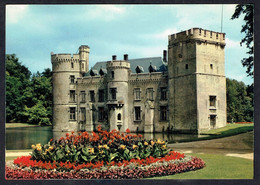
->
30, 126, 171, 164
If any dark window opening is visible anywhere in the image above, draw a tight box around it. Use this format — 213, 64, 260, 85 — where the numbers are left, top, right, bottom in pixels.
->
70, 107, 76, 120
98, 107, 105, 121
70, 90, 76, 102
110, 88, 117, 100
117, 113, 121, 120
209, 96, 216, 107
98, 89, 105, 102
71, 62, 74, 68
160, 87, 167, 100
210, 115, 216, 128
89, 90, 95, 102
70, 75, 75, 84
186, 64, 189, 69
210, 64, 213, 69
111, 71, 115, 79
80, 91, 86, 102
134, 107, 141, 121
160, 106, 167, 121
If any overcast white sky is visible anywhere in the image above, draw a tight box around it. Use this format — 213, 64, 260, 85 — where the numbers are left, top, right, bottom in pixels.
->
6, 4, 253, 85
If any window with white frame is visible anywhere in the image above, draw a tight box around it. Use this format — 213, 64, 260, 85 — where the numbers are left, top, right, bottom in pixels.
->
134, 88, 141, 100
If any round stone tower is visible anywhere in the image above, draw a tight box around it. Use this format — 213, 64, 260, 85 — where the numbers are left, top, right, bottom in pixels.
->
106, 54, 130, 131
51, 45, 89, 132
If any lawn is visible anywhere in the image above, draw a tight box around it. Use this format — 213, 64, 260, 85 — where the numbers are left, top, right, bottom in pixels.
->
170, 123, 254, 143
149, 153, 253, 179
5, 123, 39, 128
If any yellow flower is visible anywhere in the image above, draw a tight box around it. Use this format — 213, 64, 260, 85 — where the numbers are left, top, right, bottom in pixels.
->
67, 150, 70, 153
88, 148, 94, 153
49, 146, 54, 150
120, 145, 126, 150
151, 141, 155, 145
103, 145, 109, 150
132, 145, 138, 149
36, 146, 42, 151
162, 145, 167, 149
144, 142, 148, 146
157, 139, 165, 145
98, 145, 103, 149
31, 145, 36, 149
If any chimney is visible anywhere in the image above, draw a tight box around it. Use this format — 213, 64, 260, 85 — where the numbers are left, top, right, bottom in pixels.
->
124, 54, 128, 61
112, 55, 117, 61
163, 50, 167, 62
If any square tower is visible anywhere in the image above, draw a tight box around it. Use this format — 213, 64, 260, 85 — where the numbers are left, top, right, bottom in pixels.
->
168, 28, 226, 133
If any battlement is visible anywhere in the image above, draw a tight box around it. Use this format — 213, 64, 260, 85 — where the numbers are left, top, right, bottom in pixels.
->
106, 60, 131, 69
51, 53, 80, 63
168, 28, 225, 46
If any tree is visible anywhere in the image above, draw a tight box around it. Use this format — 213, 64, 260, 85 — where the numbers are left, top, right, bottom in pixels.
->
231, 4, 254, 77
226, 78, 253, 122
6, 54, 53, 125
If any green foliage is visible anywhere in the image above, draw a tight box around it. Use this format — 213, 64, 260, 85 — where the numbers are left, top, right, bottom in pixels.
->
231, 4, 254, 77
226, 78, 253, 122
30, 128, 170, 164
5, 54, 52, 125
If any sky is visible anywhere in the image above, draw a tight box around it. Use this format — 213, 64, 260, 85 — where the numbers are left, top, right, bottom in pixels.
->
6, 4, 253, 85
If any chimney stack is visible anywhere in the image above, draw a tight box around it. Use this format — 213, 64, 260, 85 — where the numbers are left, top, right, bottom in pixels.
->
112, 55, 117, 61
124, 54, 128, 61
163, 50, 167, 62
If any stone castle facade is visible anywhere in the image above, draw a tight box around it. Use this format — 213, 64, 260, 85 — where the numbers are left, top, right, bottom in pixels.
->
51, 28, 227, 134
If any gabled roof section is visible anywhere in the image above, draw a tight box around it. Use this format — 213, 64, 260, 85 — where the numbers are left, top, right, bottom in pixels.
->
84, 57, 167, 76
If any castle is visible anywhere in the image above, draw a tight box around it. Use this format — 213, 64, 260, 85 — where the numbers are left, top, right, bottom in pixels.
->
51, 28, 227, 134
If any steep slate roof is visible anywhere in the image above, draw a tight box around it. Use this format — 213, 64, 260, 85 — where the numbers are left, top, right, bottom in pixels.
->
84, 57, 167, 76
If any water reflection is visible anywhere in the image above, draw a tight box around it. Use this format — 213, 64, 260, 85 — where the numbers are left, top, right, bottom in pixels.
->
6, 127, 205, 150
6, 126, 53, 150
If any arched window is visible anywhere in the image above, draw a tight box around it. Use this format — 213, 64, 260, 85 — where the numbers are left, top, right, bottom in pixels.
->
117, 113, 121, 120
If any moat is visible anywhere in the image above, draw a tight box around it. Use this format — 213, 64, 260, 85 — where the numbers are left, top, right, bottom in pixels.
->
6, 126, 207, 150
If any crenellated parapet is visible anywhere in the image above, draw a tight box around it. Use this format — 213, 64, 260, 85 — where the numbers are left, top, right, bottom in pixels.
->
51, 53, 81, 72
168, 28, 226, 48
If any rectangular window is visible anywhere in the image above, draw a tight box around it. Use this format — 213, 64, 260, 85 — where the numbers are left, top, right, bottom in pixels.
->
80, 91, 86, 103
160, 87, 167, 100
147, 88, 154, 100
186, 64, 189, 69
134, 106, 141, 121
134, 88, 141, 100
80, 107, 86, 121
160, 106, 167, 121
70, 75, 75, 84
210, 64, 213, 69
70, 90, 76, 102
89, 90, 95, 102
98, 107, 105, 121
210, 115, 216, 128
69, 107, 76, 120
209, 96, 216, 107
110, 88, 117, 100
98, 89, 105, 102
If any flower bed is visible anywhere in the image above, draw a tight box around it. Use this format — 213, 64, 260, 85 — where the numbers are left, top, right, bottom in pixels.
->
6, 126, 205, 179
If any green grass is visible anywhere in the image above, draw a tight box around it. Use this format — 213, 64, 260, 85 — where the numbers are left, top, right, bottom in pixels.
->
201, 123, 254, 135
149, 153, 254, 179
170, 123, 254, 143
5, 123, 39, 128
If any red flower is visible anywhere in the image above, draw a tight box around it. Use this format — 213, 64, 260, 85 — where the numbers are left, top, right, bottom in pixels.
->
126, 128, 130, 133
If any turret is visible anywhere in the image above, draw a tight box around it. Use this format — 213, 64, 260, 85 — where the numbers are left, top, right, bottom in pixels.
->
106, 54, 130, 131
79, 45, 90, 76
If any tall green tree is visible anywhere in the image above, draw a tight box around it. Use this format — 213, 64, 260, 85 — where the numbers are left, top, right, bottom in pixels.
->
6, 54, 31, 122
231, 4, 254, 77
226, 78, 253, 122
6, 54, 53, 125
